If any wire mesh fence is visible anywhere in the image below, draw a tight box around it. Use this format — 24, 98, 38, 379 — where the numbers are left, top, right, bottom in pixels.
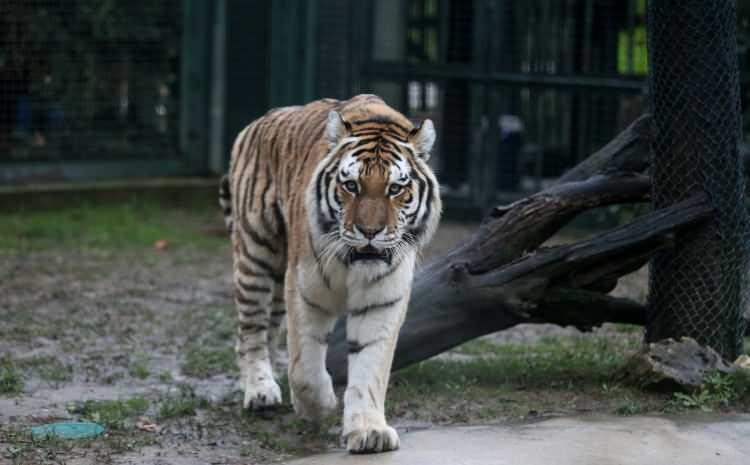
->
647, 0, 749, 359
0, 1, 181, 164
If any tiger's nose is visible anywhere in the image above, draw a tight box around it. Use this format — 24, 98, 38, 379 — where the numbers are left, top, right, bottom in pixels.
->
357, 225, 383, 240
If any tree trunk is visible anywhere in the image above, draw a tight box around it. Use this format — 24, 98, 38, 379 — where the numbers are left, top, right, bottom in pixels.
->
326, 115, 717, 384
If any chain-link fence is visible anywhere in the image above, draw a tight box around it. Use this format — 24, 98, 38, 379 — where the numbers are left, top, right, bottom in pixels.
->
0, 1, 181, 165
647, 0, 749, 360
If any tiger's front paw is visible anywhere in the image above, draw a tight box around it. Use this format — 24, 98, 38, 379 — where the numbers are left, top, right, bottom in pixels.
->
344, 424, 400, 454
290, 374, 338, 420
243, 375, 282, 410
343, 411, 399, 454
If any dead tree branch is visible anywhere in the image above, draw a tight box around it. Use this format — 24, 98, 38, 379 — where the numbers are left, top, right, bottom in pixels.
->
325, 114, 717, 384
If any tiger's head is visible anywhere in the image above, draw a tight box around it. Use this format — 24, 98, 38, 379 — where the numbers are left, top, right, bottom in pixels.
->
307, 106, 442, 269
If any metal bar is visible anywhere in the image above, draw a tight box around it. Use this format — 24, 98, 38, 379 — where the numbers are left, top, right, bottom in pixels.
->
180, 0, 211, 173
363, 62, 646, 91
627, 0, 636, 74
209, 0, 227, 174
583, 0, 594, 73
304, 0, 318, 102
179, 0, 193, 157
0, 159, 197, 185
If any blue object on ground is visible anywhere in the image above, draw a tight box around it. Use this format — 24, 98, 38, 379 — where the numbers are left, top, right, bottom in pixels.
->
30, 421, 105, 439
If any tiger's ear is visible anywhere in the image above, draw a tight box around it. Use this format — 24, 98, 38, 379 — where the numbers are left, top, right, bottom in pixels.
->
409, 119, 436, 160
325, 110, 350, 144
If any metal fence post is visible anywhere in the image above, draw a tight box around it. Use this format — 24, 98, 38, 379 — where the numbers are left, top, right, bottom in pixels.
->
180, 0, 212, 174
646, 0, 748, 359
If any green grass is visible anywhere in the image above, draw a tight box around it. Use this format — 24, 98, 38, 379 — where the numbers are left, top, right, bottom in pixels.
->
181, 347, 236, 379
0, 193, 226, 251
667, 371, 750, 412
157, 386, 209, 419
179, 306, 237, 379
386, 333, 655, 421
388, 333, 750, 422
204, 394, 333, 457
68, 397, 150, 430
423, 334, 640, 388
15, 356, 73, 383
128, 361, 150, 380
0, 356, 24, 394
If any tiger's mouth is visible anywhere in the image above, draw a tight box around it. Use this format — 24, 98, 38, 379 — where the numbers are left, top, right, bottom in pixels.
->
349, 245, 392, 265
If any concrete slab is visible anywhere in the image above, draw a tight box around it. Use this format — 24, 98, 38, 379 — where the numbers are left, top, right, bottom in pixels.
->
287, 415, 750, 465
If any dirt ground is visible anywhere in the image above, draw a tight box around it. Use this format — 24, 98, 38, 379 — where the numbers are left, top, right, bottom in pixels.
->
0, 192, 744, 464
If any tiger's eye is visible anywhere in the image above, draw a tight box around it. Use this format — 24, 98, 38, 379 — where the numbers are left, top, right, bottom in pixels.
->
388, 184, 403, 196
344, 181, 358, 193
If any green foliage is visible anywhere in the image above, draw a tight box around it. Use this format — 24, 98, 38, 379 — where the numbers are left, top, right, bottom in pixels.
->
669, 374, 738, 412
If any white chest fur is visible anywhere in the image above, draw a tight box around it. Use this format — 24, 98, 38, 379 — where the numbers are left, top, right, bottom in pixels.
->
296, 251, 416, 316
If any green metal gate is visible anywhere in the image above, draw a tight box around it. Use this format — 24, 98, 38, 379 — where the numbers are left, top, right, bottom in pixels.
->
353, 0, 648, 213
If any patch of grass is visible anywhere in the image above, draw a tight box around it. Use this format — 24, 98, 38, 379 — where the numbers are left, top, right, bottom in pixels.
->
406, 334, 640, 389
0, 356, 24, 394
158, 396, 201, 419
101, 371, 126, 385
614, 399, 644, 416
668, 373, 749, 412
16, 355, 73, 383
0, 310, 55, 341
179, 306, 237, 379
387, 333, 655, 422
158, 386, 209, 419
451, 338, 499, 356
0, 193, 226, 251
128, 361, 150, 380
181, 347, 236, 379
204, 395, 333, 459
610, 324, 644, 334
68, 396, 150, 430
158, 371, 174, 383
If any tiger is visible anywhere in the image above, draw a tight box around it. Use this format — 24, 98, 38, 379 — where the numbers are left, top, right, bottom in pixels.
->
219, 94, 441, 453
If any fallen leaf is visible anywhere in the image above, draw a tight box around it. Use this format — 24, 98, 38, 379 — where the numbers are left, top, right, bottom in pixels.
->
154, 239, 169, 251
136, 418, 159, 432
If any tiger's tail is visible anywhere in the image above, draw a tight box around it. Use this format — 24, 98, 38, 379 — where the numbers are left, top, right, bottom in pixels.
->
219, 174, 233, 232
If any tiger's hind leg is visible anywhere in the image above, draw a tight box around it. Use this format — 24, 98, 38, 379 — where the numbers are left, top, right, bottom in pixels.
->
233, 229, 285, 410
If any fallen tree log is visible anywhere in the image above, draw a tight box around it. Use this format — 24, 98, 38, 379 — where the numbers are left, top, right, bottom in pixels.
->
325, 114, 717, 384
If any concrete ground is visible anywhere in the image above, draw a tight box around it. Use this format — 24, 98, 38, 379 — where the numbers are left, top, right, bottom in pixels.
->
288, 414, 750, 465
